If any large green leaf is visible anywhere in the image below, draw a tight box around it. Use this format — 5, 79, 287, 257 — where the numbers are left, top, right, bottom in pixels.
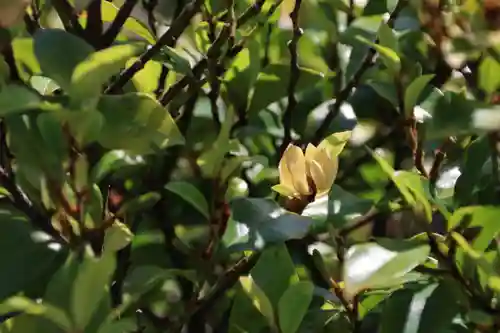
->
343, 239, 430, 299
479, 56, 500, 95
69, 43, 144, 105
448, 206, 500, 252
404, 74, 434, 117
239, 276, 277, 330
278, 281, 314, 333
454, 135, 490, 206
248, 64, 325, 114
225, 198, 313, 251
229, 245, 299, 333
0, 297, 71, 331
0, 85, 42, 115
70, 251, 116, 331
0, 205, 66, 302
380, 281, 461, 333
97, 93, 184, 154
165, 181, 209, 219
33, 29, 94, 91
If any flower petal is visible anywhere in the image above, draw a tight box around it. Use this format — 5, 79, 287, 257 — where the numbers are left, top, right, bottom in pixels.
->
281, 144, 310, 196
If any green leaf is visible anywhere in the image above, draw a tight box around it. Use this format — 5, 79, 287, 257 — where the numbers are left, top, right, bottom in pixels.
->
317, 131, 352, 158
97, 93, 184, 154
404, 74, 435, 117
343, 240, 430, 299
0, 85, 42, 115
12, 37, 41, 79
62, 110, 105, 147
34, 29, 94, 91
97, 318, 136, 333
239, 276, 277, 330
71, 251, 116, 330
479, 56, 500, 95
370, 149, 415, 205
302, 185, 373, 237
0, 206, 66, 302
248, 64, 325, 114
454, 135, 490, 206
229, 245, 298, 333
378, 23, 399, 53
0, 297, 71, 331
70, 43, 144, 105
448, 206, 500, 252
380, 281, 461, 333
226, 198, 313, 251
91, 150, 145, 182
157, 46, 192, 76
278, 282, 314, 333
100, 1, 155, 43
118, 192, 161, 216
103, 221, 134, 253
357, 36, 401, 75
165, 181, 209, 219
36, 112, 67, 162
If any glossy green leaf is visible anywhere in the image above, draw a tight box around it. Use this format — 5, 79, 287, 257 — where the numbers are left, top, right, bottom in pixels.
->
378, 23, 399, 53
0, 297, 71, 331
103, 221, 134, 253
479, 56, 500, 95
239, 276, 277, 330
0, 85, 41, 115
96, 318, 137, 333
70, 43, 144, 105
318, 131, 352, 158
226, 198, 313, 251
0, 205, 66, 302
404, 74, 435, 117
97, 93, 184, 154
91, 150, 145, 182
357, 36, 401, 75
380, 281, 461, 333
454, 135, 490, 206
34, 29, 94, 91
278, 281, 314, 333
448, 206, 500, 252
165, 181, 209, 219
100, 1, 155, 43
71, 251, 116, 330
343, 240, 430, 299
118, 192, 161, 216
229, 245, 298, 333
248, 64, 325, 114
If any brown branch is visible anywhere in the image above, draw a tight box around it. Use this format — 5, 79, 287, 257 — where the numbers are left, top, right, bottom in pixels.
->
52, 0, 86, 37
85, 0, 103, 45
158, 0, 279, 106
101, 0, 138, 48
176, 252, 261, 331
279, 0, 303, 155
104, 0, 204, 94
312, 0, 408, 144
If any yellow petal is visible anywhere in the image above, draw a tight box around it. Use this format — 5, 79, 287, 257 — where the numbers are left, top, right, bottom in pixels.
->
280, 144, 310, 196
305, 144, 338, 197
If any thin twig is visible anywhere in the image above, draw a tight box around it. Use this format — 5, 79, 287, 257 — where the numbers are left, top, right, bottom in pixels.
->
0, 167, 61, 240
158, 0, 279, 106
175, 252, 261, 332
279, 0, 303, 155
312, 0, 407, 144
105, 0, 204, 94
101, 0, 138, 48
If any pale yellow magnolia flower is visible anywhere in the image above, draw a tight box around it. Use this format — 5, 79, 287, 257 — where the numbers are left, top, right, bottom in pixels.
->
273, 143, 338, 200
